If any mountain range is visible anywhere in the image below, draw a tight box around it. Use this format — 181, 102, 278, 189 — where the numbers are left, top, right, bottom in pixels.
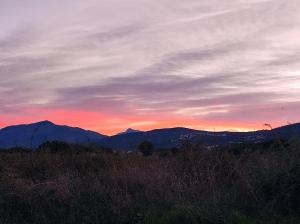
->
0, 121, 299, 150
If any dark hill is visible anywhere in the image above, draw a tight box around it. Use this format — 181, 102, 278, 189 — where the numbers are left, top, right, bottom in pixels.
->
0, 121, 107, 149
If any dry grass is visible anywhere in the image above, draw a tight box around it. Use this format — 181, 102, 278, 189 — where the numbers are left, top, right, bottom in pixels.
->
0, 140, 299, 224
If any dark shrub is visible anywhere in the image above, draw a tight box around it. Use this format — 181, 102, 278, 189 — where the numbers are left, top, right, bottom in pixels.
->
38, 141, 71, 153
138, 141, 154, 156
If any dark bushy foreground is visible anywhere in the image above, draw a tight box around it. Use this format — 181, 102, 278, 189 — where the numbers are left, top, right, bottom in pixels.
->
0, 140, 299, 224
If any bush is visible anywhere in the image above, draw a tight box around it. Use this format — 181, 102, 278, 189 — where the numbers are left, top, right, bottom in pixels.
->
38, 141, 71, 152
138, 141, 154, 156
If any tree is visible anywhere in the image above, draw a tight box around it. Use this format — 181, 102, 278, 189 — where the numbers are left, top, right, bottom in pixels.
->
138, 141, 154, 156
38, 141, 71, 153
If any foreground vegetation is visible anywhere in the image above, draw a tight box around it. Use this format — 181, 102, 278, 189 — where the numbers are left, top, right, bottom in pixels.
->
0, 139, 299, 224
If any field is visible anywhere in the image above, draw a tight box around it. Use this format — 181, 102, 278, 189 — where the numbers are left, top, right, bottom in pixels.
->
0, 140, 299, 224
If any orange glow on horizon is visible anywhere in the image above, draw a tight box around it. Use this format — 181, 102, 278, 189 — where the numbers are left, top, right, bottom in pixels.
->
0, 108, 282, 136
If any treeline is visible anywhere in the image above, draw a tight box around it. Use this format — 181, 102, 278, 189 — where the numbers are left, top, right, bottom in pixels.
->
0, 139, 299, 224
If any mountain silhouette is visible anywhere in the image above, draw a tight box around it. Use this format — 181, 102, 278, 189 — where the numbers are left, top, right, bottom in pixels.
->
117, 128, 142, 135
0, 121, 106, 149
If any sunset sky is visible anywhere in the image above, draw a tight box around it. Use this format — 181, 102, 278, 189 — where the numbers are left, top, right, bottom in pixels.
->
1, 0, 300, 135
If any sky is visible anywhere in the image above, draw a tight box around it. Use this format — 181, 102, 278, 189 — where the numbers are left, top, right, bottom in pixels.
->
0, 0, 300, 135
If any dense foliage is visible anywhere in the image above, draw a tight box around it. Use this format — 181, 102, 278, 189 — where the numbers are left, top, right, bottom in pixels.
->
0, 139, 299, 224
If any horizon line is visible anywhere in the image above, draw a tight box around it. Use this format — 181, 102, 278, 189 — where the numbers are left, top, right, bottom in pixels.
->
1, 120, 298, 136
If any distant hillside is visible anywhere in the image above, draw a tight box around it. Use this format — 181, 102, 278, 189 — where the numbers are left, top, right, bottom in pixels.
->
0, 121, 107, 149
99, 127, 198, 151
99, 123, 300, 151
